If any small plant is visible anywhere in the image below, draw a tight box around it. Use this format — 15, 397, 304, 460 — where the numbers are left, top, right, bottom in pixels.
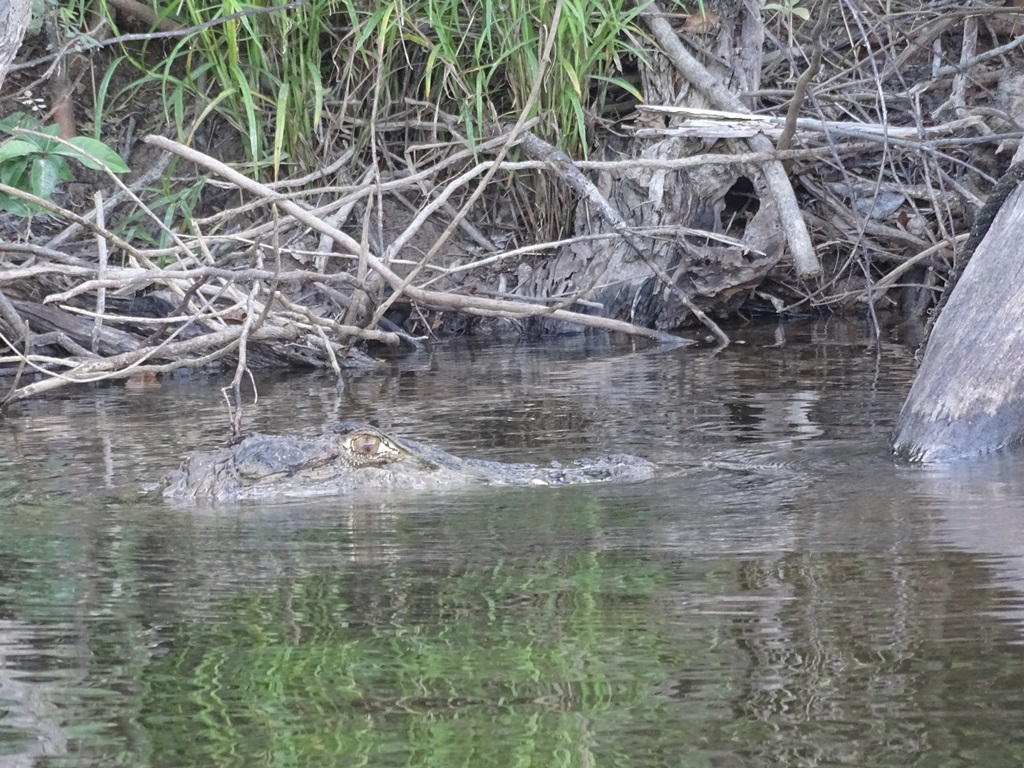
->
0, 112, 130, 216
764, 0, 811, 20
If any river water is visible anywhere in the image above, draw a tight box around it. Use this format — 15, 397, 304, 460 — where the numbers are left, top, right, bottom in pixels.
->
2, 319, 1024, 767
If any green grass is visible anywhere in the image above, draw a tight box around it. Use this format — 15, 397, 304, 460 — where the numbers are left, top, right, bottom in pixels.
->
84, 0, 670, 178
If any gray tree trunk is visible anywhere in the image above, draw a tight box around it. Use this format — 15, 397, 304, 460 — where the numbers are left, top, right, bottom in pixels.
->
0, 0, 32, 93
893, 183, 1024, 460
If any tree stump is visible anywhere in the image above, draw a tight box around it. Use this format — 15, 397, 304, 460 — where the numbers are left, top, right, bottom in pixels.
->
894, 183, 1024, 460
516, 0, 788, 332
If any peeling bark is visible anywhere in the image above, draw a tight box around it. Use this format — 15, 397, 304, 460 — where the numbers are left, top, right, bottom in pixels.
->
0, 0, 32, 93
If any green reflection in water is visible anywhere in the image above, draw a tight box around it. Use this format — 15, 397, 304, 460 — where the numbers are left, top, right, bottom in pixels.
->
7, 489, 1024, 768
139, 541, 720, 768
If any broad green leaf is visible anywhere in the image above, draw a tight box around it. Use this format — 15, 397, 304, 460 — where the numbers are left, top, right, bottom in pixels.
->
0, 112, 37, 135
53, 137, 130, 173
56, 159, 75, 182
25, 124, 61, 155
31, 155, 64, 201
0, 139, 41, 163
0, 194, 33, 216
0, 157, 29, 186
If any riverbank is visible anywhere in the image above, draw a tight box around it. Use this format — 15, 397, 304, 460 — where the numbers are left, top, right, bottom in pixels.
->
1, 1, 1019, 406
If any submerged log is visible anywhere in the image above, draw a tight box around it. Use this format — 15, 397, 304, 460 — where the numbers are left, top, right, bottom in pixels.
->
893, 182, 1024, 461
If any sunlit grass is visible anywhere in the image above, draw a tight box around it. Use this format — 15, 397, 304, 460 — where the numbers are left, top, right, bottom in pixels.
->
81, 0, 708, 178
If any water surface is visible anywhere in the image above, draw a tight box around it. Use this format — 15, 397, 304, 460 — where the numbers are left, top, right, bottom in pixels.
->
2, 320, 1024, 767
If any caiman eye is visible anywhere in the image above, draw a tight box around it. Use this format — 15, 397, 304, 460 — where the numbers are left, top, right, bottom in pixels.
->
351, 434, 381, 455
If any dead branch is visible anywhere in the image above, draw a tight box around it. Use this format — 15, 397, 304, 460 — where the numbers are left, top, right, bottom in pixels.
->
142, 134, 689, 344
1, 325, 298, 405
641, 1, 822, 279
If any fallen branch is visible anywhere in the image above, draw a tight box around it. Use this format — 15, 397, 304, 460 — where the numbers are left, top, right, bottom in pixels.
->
1, 325, 298, 404
143, 134, 690, 344
40, 266, 368, 305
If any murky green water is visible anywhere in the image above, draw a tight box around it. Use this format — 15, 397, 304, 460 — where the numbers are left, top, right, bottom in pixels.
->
2, 320, 1024, 767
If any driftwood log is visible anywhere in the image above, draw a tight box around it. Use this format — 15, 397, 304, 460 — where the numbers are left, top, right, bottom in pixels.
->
893, 182, 1024, 461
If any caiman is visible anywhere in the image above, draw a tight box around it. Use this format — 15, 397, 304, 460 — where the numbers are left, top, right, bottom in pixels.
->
162, 421, 655, 502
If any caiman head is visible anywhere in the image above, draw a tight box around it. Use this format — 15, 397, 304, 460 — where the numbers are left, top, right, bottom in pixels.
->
331, 422, 433, 468
229, 423, 442, 486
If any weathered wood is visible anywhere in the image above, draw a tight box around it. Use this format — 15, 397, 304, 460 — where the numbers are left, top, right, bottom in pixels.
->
516, 131, 730, 345
641, 1, 820, 278
0, 0, 31, 93
14, 299, 142, 356
893, 182, 1024, 460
